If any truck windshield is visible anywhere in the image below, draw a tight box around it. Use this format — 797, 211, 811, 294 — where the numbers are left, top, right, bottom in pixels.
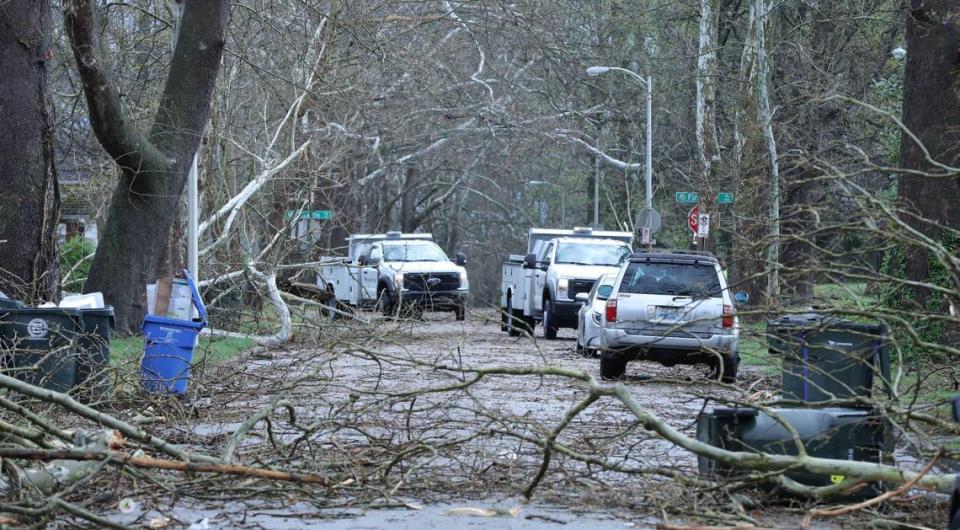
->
619, 262, 721, 298
555, 243, 630, 266
382, 242, 449, 262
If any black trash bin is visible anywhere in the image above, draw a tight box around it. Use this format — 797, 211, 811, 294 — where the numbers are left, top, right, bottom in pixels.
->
0, 308, 82, 392
74, 307, 115, 402
766, 314, 890, 403
0, 297, 25, 310
697, 406, 891, 499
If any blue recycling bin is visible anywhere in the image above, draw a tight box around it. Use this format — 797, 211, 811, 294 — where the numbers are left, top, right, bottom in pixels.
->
140, 270, 207, 394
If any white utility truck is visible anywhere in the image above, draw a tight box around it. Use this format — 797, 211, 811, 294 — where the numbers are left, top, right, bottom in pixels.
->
318, 232, 469, 319
500, 227, 633, 339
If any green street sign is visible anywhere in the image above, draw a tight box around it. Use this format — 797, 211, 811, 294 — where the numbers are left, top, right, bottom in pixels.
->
675, 191, 700, 204
286, 210, 333, 220
716, 192, 734, 204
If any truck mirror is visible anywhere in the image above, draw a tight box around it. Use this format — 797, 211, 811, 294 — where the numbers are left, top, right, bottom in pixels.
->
541, 257, 552, 270
357, 255, 367, 266
575, 292, 589, 302
953, 395, 960, 422
455, 252, 467, 266
523, 253, 537, 269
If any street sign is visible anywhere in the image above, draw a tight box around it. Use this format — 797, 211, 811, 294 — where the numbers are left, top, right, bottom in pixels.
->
717, 192, 734, 204
687, 205, 699, 235
697, 213, 710, 238
636, 207, 662, 234
676, 191, 700, 204
286, 210, 333, 220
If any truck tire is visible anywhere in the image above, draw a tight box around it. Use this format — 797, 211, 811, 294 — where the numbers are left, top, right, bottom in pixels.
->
719, 353, 739, 384
600, 356, 627, 379
503, 294, 526, 336
542, 298, 559, 340
377, 287, 396, 317
324, 285, 338, 321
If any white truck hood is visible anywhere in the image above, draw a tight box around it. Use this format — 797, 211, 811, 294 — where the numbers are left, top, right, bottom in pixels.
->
388, 261, 461, 274
552, 264, 621, 280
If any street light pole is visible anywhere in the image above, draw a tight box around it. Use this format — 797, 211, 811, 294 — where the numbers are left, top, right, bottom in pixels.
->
645, 74, 652, 210
586, 65, 654, 212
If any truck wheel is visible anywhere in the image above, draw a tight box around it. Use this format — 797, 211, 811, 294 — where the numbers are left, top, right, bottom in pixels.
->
600, 356, 627, 379
455, 303, 466, 321
324, 286, 338, 321
542, 299, 559, 340
719, 353, 739, 384
377, 288, 395, 317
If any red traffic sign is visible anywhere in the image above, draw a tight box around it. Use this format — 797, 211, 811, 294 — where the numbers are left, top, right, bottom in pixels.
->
687, 205, 700, 235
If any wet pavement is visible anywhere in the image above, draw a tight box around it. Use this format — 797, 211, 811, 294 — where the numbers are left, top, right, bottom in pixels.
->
99, 308, 882, 529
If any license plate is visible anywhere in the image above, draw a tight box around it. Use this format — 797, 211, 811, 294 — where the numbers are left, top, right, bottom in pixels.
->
654, 306, 682, 321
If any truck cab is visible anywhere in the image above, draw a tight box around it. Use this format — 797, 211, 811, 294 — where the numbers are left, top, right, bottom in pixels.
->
319, 232, 469, 320
501, 227, 632, 339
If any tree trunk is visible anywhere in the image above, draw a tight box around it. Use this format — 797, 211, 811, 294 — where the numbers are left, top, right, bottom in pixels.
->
895, 0, 960, 342
64, 0, 229, 332
754, 0, 781, 305
696, 0, 721, 189
0, 1, 60, 304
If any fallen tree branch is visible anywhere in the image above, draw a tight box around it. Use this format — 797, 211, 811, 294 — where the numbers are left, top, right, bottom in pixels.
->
0, 374, 220, 464
0, 448, 329, 485
799, 450, 942, 529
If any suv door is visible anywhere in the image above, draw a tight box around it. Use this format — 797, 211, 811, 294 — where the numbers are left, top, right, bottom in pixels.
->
612, 259, 727, 339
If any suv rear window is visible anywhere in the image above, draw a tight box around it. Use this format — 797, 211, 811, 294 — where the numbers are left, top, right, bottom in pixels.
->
619, 261, 721, 297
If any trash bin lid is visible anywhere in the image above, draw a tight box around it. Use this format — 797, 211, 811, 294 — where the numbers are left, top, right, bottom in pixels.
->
767, 313, 884, 334
0, 307, 83, 317
0, 297, 25, 309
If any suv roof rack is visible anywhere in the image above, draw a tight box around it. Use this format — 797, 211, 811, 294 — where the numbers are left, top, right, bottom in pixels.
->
629, 249, 717, 261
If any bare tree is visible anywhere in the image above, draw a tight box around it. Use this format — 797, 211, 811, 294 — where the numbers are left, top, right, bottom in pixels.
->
64, 0, 229, 331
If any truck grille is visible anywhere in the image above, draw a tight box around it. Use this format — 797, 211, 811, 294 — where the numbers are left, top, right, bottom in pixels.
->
403, 273, 460, 292
569, 279, 595, 300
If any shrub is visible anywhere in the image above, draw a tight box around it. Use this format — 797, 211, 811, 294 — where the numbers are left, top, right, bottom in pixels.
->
60, 238, 95, 293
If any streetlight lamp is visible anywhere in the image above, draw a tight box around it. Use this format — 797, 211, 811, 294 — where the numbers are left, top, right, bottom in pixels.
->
527, 180, 565, 226
586, 65, 654, 212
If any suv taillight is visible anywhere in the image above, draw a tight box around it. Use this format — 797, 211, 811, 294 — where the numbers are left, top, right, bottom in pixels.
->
605, 299, 618, 323
722, 305, 734, 328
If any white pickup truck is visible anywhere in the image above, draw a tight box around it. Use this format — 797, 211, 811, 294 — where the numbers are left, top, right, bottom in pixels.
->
317, 232, 469, 319
500, 227, 633, 339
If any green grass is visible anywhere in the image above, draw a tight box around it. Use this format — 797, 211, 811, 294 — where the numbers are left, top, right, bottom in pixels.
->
111, 334, 255, 366
812, 282, 878, 309
739, 320, 781, 376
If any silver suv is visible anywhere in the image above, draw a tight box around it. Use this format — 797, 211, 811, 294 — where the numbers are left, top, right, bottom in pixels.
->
599, 251, 740, 382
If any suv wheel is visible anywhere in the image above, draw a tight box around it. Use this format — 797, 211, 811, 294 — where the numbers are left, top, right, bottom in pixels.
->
600, 356, 627, 379
543, 298, 559, 340
719, 353, 739, 383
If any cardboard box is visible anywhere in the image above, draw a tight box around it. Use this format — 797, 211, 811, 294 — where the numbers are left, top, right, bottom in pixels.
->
154, 277, 173, 316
